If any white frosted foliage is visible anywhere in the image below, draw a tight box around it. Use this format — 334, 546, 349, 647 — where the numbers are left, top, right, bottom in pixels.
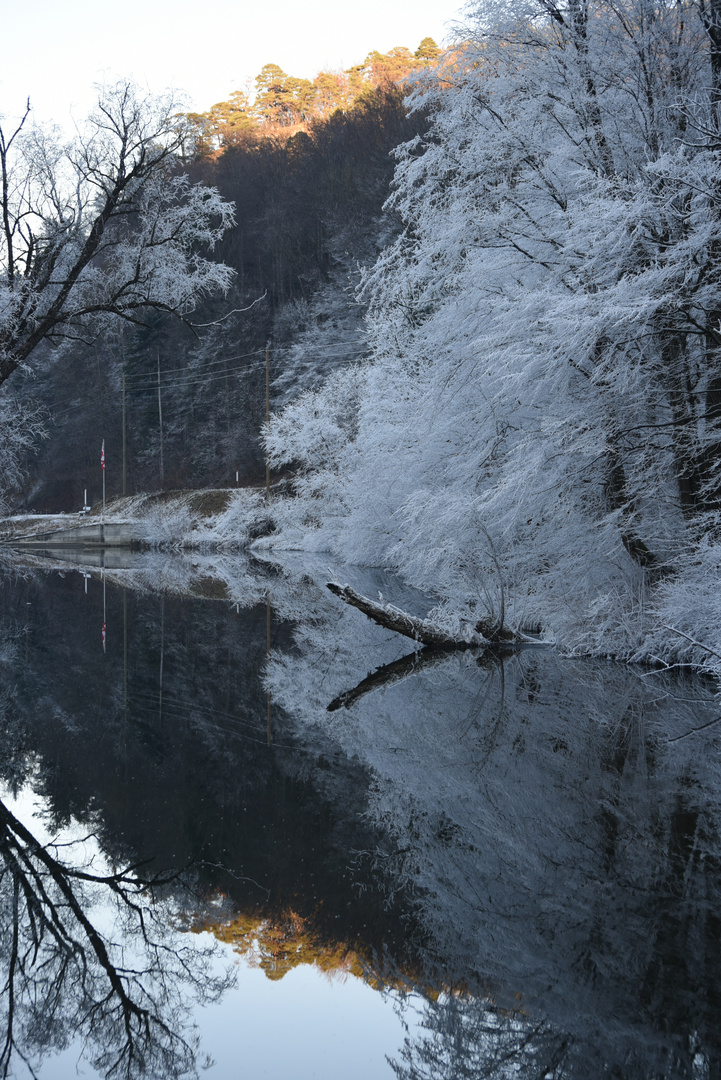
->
264, 0, 721, 674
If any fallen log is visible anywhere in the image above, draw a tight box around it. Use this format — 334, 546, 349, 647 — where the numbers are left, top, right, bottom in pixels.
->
326, 582, 517, 648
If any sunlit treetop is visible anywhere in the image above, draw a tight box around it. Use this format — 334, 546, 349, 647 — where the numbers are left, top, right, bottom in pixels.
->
185, 38, 443, 156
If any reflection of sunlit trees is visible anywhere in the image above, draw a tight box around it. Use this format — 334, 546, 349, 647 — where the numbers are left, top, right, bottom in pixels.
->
199, 906, 418, 989
205, 908, 372, 982
0, 797, 232, 1079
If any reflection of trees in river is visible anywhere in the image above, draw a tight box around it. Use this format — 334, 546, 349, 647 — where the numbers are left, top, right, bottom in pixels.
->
0, 795, 231, 1079
0, 567, 420, 1005
391, 994, 572, 1080
3, 559, 721, 1077
260, 560, 721, 1078
390, 988, 715, 1080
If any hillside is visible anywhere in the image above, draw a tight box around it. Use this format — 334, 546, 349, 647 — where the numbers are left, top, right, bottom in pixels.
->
4, 45, 437, 513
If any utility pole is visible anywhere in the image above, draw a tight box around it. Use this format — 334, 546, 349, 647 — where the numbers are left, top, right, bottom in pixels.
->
265, 346, 270, 503
267, 593, 272, 747
101, 571, 106, 653
159, 596, 165, 726
157, 351, 164, 490
122, 366, 127, 497
123, 588, 128, 711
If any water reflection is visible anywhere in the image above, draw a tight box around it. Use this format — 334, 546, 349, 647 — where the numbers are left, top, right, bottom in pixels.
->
359, 646, 721, 1078
0, 561, 420, 1077
391, 995, 573, 1080
264, 562, 721, 1079
0, 792, 234, 1079
0, 556, 720, 1078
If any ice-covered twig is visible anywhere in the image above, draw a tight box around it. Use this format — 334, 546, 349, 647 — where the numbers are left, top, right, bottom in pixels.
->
661, 625, 721, 663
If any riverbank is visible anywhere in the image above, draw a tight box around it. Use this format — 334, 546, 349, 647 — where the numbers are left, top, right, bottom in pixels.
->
3, 488, 721, 685
0, 488, 267, 551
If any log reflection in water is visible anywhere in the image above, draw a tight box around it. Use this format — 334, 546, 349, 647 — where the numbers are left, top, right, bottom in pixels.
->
327, 648, 460, 712
0, 796, 233, 1079
326, 645, 517, 716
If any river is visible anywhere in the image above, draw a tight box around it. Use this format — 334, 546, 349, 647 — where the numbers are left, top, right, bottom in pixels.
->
0, 551, 719, 1078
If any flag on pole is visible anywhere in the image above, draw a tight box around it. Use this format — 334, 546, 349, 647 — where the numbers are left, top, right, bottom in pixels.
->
101, 440, 105, 471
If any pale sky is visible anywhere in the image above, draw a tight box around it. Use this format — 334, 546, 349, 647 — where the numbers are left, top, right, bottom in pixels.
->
1, 0, 466, 131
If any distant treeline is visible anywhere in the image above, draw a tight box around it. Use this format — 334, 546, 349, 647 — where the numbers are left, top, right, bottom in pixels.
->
184, 39, 440, 155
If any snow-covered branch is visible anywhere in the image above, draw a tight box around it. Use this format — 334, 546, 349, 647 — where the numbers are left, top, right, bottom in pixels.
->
0, 81, 235, 390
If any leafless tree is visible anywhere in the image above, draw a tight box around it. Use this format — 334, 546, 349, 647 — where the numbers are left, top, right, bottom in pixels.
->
0, 82, 234, 392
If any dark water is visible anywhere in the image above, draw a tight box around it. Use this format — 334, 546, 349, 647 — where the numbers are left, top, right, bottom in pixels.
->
0, 559, 720, 1079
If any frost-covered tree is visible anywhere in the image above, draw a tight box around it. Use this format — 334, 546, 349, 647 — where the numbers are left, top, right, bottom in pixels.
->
0, 81, 234, 391
0, 81, 234, 509
265, 0, 721, 669
0, 396, 45, 512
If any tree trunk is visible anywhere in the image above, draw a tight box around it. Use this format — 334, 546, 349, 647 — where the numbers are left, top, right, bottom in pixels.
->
326, 582, 518, 647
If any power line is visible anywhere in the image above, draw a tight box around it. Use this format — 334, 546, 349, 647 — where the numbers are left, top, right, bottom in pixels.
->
121, 340, 367, 384
124, 353, 368, 393
42, 345, 370, 420
124, 367, 268, 393
122, 347, 266, 380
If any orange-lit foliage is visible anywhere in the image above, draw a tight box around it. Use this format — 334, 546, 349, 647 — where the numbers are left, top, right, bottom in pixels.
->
196, 907, 383, 985
186, 39, 443, 157
191, 904, 440, 996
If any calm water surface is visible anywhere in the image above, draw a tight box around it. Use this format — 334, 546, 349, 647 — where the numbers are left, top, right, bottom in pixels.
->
0, 556, 720, 1079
